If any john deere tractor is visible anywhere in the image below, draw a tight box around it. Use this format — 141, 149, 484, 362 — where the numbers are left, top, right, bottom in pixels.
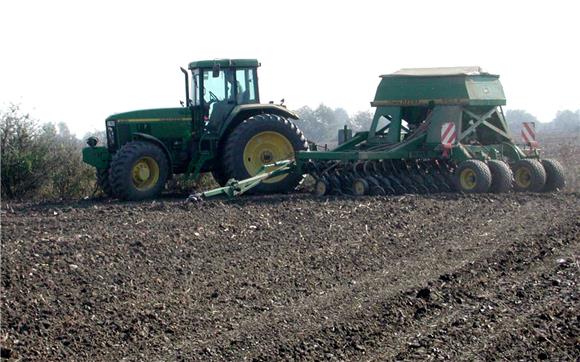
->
83, 59, 307, 200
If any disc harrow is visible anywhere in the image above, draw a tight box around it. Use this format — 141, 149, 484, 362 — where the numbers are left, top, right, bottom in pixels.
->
309, 159, 456, 196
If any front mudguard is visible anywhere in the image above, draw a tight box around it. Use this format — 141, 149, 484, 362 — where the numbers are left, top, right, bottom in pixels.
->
82, 146, 111, 169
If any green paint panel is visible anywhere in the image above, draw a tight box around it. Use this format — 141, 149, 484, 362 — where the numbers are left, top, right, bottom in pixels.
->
188, 59, 260, 69
372, 69, 506, 107
107, 107, 192, 121
82, 146, 111, 169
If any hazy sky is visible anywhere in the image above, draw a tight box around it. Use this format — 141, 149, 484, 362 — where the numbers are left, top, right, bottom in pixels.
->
1, 0, 578, 136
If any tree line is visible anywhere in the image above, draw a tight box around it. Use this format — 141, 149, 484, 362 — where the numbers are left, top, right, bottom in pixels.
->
1, 104, 578, 200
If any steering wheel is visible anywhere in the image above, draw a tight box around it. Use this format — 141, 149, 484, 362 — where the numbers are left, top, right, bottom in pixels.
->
208, 91, 219, 103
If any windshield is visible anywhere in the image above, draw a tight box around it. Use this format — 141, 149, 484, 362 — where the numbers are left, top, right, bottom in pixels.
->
203, 69, 234, 104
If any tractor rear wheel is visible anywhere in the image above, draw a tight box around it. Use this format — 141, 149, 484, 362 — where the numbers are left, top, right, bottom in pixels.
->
487, 160, 513, 193
96, 168, 113, 197
511, 159, 546, 192
223, 114, 308, 194
541, 159, 565, 192
109, 141, 169, 200
454, 160, 492, 193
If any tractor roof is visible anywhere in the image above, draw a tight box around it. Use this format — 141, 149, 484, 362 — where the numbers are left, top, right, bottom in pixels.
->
382, 66, 496, 78
188, 59, 260, 69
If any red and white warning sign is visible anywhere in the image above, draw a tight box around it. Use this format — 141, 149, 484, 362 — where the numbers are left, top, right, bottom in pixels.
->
521, 122, 538, 148
440, 122, 457, 157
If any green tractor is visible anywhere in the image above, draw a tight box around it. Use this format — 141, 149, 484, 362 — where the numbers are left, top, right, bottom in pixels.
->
195, 66, 566, 200
83, 59, 308, 200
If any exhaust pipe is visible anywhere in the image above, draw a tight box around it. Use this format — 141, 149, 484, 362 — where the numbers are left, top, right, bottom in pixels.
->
180, 67, 190, 107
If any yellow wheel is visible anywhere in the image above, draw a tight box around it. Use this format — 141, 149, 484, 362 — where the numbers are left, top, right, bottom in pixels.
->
242, 131, 294, 184
109, 141, 169, 201
511, 159, 546, 192
131, 156, 160, 191
223, 114, 308, 194
459, 168, 477, 191
454, 160, 492, 193
514, 167, 532, 189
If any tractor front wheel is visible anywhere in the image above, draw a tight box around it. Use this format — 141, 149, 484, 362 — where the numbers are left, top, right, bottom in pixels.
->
223, 114, 308, 194
109, 141, 169, 200
511, 159, 546, 192
454, 160, 492, 193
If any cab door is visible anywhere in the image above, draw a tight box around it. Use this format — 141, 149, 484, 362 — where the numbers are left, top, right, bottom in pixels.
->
203, 68, 237, 130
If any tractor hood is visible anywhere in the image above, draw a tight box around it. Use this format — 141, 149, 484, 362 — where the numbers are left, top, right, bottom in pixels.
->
106, 107, 191, 121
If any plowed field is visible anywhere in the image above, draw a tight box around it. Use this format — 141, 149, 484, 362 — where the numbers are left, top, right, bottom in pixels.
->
1, 192, 579, 360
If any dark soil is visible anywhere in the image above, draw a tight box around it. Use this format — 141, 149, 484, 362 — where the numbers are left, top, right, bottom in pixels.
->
1, 192, 579, 361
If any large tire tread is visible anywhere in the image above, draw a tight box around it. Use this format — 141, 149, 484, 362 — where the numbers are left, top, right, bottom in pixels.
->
487, 160, 513, 193
109, 141, 169, 201
96, 168, 113, 197
541, 159, 565, 192
223, 114, 308, 194
511, 159, 546, 192
454, 159, 492, 193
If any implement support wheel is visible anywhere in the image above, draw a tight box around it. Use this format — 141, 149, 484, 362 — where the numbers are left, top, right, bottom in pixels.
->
487, 160, 513, 193
541, 159, 566, 192
511, 159, 546, 192
455, 160, 492, 193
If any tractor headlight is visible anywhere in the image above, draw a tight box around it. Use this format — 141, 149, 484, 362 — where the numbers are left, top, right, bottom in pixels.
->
86, 136, 98, 147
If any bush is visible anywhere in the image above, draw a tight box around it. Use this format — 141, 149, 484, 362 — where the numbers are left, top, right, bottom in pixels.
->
1, 105, 47, 198
1, 105, 95, 200
41, 123, 95, 199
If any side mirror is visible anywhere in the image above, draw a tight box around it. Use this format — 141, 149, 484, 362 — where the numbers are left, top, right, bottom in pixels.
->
212, 64, 220, 78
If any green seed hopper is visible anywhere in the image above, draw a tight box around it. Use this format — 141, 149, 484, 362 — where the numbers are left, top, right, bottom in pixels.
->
193, 66, 565, 200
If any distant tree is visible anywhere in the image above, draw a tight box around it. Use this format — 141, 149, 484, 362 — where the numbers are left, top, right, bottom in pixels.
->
504, 109, 540, 139
350, 110, 373, 131
333, 107, 350, 129
548, 110, 580, 132
293, 105, 317, 142
295, 104, 339, 144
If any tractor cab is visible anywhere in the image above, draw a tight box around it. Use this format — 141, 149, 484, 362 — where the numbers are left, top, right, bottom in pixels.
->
188, 59, 261, 126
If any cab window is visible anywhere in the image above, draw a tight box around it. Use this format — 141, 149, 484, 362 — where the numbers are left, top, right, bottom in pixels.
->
203, 69, 228, 103
202, 69, 236, 118
235, 69, 258, 104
